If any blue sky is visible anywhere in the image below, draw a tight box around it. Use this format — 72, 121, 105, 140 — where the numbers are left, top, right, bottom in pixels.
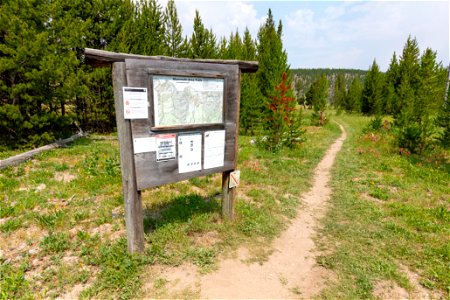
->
163, 1, 449, 71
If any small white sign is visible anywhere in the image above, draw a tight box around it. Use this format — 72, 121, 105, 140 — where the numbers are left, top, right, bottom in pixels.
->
178, 133, 202, 173
156, 134, 176, 161
204, 130, 225, 169
123, 87, 148, 119
229, 170, 240, 188
133, 137, 156, 154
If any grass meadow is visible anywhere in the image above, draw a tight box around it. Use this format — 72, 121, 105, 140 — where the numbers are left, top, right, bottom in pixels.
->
1, 112, 448, 299
0, 119, 340, 299
318, 113, 449, 299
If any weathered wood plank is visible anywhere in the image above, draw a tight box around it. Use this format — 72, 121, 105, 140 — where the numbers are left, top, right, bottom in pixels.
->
222, 171, 236, 220
113, 62, 145, 253
84, 48, 258, 73
0, 132, 86, 170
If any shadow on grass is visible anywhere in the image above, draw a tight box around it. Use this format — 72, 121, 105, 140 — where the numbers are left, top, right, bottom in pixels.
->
143, 193, 221, 233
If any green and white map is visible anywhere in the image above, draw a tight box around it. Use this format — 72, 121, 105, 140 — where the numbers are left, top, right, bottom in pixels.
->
153, 75, 224, 127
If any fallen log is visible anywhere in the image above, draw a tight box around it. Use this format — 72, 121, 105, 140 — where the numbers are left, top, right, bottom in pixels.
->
0, 132, 87, 170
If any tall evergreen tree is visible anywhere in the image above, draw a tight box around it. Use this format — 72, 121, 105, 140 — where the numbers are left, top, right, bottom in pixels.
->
437, 70, 450, 148
226, 30, 242, 59
162, 0, 183, 57
256, 9, 300, 147
0, 0, 76, 146
239, 28, 261, 134
217, 36, 228, 59
394, 36, 421, 119
361, 60, 384, 115
384, 52, 399, 114
345, 77, 363, 112
333, 73, 347, 110
189, 10, 217, 58
256, 9, 289, 102
124, 0, 165, 56
264, 72, 304, 150
306, 74, 329, 125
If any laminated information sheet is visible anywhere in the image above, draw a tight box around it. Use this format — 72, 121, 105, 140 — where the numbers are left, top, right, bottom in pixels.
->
123, 87, 148, 119
156, 134, 176, 161
133, 137, 156, 154
178, 133, 202, 173
204, 130, 225, 169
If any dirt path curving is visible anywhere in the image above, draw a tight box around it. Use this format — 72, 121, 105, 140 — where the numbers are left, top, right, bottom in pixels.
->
198, 123, 347, 299
141, 123, 347, 299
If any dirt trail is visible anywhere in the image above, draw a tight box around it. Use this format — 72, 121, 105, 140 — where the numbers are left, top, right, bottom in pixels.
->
198, 123, 347, 299
141, 124, 347, 299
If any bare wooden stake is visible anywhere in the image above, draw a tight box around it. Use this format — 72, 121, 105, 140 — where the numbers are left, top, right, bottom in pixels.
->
112, 62, 145, 253
222, 170, 236, 220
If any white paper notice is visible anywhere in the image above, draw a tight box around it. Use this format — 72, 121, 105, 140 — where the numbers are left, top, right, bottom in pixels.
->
204, 130, 225, 169
133, 137, 156, 154
178, 133, 202, 173
123, 87, 148, 119
156, 134, 176, 161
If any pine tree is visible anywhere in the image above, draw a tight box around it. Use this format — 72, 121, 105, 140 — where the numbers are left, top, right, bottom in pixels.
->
308, 74, 329, 125
134, 0, 165, 55
263, 72, 304, 150
256, 9, 296, 142
189, 10, 217, 58
345, 77, 363, 112
394, 36, 421, 119
384, 52, 399, 114
217, 37, 228, 59
239, 28, 262, 134
226, 30, 242, 59
162, 0, 183, 57
361, 60, 384, 115
0, 0, 77, 147
256, 9, 289, 102
437, 73, 450, 148
333, 73, 347, 110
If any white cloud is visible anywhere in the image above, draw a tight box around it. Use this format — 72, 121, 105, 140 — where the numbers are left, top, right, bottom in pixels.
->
173, 1, 264, 39
161, 0, 448, 70
284, 1, 449, 69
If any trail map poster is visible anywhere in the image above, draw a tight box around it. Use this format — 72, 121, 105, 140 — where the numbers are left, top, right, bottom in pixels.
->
153, 76, 224, 127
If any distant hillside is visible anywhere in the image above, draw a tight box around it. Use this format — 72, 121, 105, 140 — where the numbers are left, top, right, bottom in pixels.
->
291, 68, 368, 102
291, 68, 368, 77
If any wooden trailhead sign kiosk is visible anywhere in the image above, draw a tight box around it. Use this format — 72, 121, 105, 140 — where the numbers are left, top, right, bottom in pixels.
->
84, 48, 258, 253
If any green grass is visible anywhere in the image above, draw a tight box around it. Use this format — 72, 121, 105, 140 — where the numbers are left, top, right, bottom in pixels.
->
0, 121, 341, 299
317, 113, 450, 298
3, 114, 447, 298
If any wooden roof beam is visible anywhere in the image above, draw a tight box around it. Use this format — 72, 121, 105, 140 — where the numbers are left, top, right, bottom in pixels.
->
83, 48, 258, 73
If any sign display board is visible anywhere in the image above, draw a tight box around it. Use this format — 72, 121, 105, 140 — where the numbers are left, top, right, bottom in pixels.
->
85, 47, 258, 253
122, 58, 242, 190
153, 76, 224, 127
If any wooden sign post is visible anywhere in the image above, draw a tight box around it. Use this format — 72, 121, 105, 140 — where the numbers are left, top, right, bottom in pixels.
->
85, 49, 258, 253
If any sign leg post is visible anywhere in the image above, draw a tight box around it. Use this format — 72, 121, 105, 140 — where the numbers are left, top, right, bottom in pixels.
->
222, 171, 236, 220
112, 62, 145, 253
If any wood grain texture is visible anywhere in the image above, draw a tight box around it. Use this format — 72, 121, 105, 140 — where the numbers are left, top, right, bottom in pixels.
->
113, 62, 145, 253
222, 171, 236, 220
84, 48, 258, 73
